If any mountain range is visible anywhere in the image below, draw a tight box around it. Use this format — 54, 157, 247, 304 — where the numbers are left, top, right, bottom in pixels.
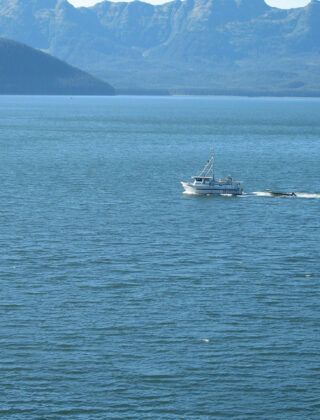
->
0, 0, 319, 95
0, 37, 114, 94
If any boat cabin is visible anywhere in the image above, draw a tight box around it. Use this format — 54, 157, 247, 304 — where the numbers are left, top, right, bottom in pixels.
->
192, 176, 212, 184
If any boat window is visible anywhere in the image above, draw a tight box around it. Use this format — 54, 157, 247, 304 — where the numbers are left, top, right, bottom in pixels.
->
195, 178, 202, 182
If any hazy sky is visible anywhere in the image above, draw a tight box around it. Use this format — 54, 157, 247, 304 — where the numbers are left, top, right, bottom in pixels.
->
69, 0, 312, 8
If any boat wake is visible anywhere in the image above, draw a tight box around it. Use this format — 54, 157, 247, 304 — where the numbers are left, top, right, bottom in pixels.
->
252, 191, 320, 199
183, 191, 320, 199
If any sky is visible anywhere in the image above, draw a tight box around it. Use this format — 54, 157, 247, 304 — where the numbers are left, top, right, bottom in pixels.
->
69, 0, 312, 7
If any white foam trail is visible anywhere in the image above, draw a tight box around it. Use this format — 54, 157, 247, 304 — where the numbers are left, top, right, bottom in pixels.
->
182, 191, 200, 196
183, 191, 320, 199
252, 191, 320, 199
295, 193, 320, 199
252, 191, 272, 197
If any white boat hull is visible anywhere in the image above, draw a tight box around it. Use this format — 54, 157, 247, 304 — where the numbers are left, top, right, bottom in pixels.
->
181, 181, 242, 196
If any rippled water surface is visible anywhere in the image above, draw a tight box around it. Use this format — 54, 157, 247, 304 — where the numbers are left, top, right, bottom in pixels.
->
1, 96, 320, 418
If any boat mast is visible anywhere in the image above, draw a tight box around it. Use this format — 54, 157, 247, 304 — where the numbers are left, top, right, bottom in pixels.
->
198, 152, 215, 179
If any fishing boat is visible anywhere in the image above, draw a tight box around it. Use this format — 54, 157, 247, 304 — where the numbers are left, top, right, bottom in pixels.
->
181, 153, 243, 195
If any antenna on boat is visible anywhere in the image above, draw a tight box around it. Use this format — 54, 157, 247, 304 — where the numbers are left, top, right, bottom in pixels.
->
198, 148, 215, 179
210, 148, 215, 179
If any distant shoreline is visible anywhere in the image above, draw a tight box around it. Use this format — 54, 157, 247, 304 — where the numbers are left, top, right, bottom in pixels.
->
1, 91, 320, 99
115, 88, 320, 98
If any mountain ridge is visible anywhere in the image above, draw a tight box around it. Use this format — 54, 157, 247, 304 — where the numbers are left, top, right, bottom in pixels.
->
0, 36, 115, 94
0, 0, 319, 95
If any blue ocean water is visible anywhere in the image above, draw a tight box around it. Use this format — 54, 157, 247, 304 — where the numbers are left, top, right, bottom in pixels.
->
0, 95, 319, 419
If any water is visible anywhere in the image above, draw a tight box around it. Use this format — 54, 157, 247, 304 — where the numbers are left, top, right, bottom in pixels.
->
0, 95, 319, 419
